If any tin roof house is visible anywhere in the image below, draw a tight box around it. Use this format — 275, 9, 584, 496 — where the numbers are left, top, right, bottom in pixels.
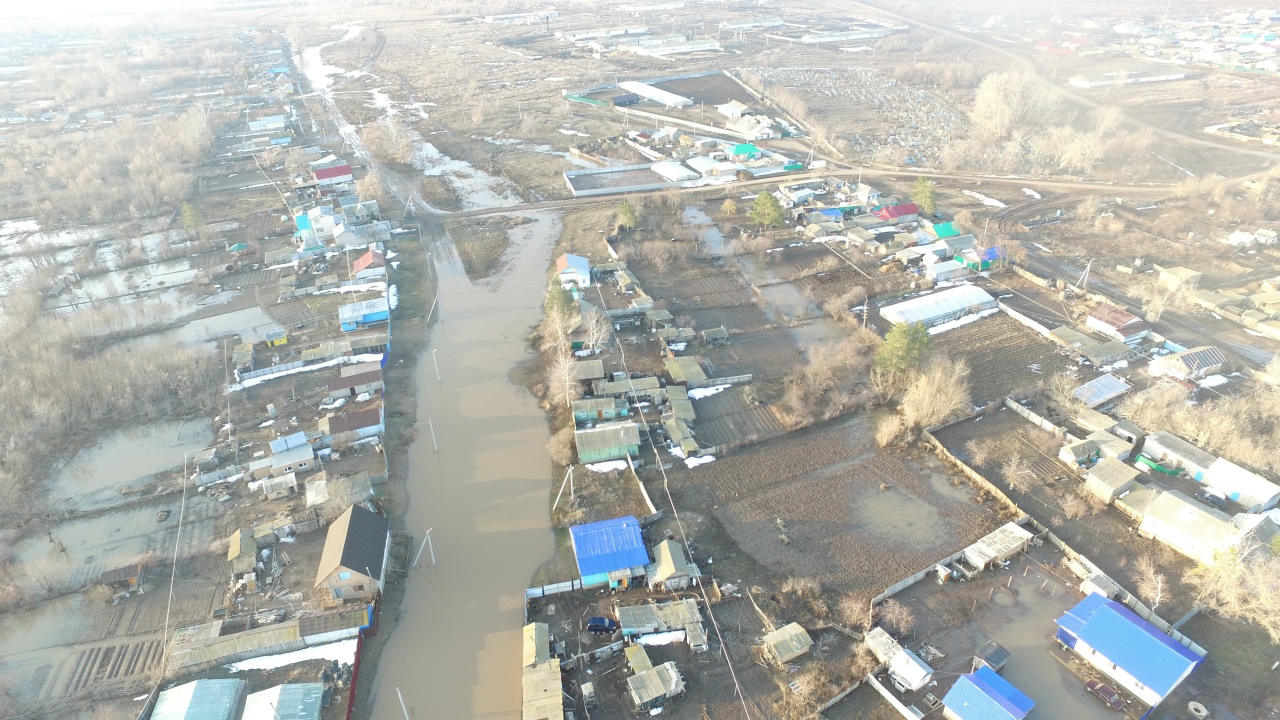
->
1086, 305, 1151, 343
1055, 593, 1204, 708
942, 666, 1034, 720
569, 515, 649, 587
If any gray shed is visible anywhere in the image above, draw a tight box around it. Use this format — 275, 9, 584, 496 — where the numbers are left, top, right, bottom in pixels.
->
1085, 458, 1140, 503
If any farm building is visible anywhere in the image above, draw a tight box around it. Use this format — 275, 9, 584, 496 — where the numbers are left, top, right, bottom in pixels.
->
611, 92, 641, 106
338, 298, 390, 332
1142, 431, 1215, 480
241, 683, 324, 720
1158, 266, 1202, 290
1086, 305, 1150, 343
645, 539, 699, 590
99, 563, 145, 593
314, 504, 391, 602
313, 163, 353, 186
972, 640, 1010, 673
762, 622, 813, 663
617, 598, 703, 636
961, 522, 1034, 570
942, 666, 1034, 720
270, 432, 315, 477
716, 100, 749, 119
1085, 458, 1141, 503
319, 405, 384, 442
570, 515, 649, 587
574, 421, 641, 463
572, 397, 628, 423
1074, 407, 1118, 434
617, 80, 693, 108
626, 644, 653, 673
1138, 490, 1278, 565
592, 376, 665, 401
879, 285, 997, 327
523, 622, 564, 720
1149, 346, 1227, 381
1202, 457, 1280, 512
151, 679, 246, 720
328, 368, 383, 398
665, 356, 708, 385
926, 259, 970, 282
627, 662, 685, 711
571, 359, 606, 382
1055, 593, 1204, 707
263, 472, 298, 501
556, 253, 591, 289
1072, 372, 1132, 408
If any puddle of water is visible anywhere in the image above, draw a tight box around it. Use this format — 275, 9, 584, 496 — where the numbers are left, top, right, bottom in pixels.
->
681, 206, 726, 256
758, 282, 814, 324
0, 594, 94, 657
52, 420, 212, 509
134, 305, 278, 351
852, 487, 949, 547
367, 212, 557, 719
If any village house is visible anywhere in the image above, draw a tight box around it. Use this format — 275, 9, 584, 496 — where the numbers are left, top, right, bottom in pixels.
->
522, 622, 564, 720
572, 397, 629, 424
1148, 346, 1227, 381
338, 297, 390, 332
762, 622, 814, 664
569, 515, 649, 587
573, 421, 642, 463
328, 366, 384, 398
941, 666, 1034, 720
1138, 490, 1278, 565
263, 472, 298, 501
314, 504, 391, 603
269, 431, 315, 477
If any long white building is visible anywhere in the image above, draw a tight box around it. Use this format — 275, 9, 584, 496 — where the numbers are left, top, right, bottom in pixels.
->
617, 81, 693, 108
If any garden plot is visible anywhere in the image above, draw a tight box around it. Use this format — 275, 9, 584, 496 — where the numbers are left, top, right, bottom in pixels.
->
650, 72, 755, 107
701, 328, 804, 381
930, 312, 1079, 405
687, 416, 1003, 604
745, 66, 966, 163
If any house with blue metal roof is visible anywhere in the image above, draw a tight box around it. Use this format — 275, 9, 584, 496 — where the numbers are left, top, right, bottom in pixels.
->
569, 516, 649, 587
1055, 593, 1204, 707
942, 666, 1034, 720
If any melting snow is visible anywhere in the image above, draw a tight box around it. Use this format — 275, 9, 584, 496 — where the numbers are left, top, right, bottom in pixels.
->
685, 455, 716, 468
927, 308, 1000, 335
225, 638, 358, 672
1022, 188, 1041, 199
688, 384, 730, 399
586, 460, 628, 473
961, 190, 1007, 208
1198, 374, 1229, 388
229, 354, 384, 392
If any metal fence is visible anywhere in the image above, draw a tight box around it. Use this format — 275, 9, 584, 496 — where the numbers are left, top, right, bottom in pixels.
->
998, 301, 1054, 338
238, 360, 304, 382
525, 580, 585, 599
1003, 397, 1074, 440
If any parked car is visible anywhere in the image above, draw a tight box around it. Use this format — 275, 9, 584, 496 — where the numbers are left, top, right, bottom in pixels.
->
586, 617, 619, 635
1194, 488, 1228, 511
1085, 679, 1125, 710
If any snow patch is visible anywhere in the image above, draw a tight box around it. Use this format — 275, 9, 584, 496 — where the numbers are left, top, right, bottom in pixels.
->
225, 638, 358, 672
228, 353, 384, 392
1198, 374, 1229, 388
961, 190, 1007, 208
637, 630, 686, 646
688, 384, 730, 399
558, 128, 590, 137
314, 281, 386, 296
685, 455, 716, 468
585, 460, 628, 473
1022, 188, 1041, 199
414, 141, 523, 210
388, 284, 398, 309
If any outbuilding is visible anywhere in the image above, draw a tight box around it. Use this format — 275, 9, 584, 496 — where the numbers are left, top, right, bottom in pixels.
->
1149, 346, 1227, 381
1202, 457, 1280, 512
762, 622, 813, 663
338, 297, 390, 332
1055, 593, 1204, 707
151, 679, 246, 720
1086, 304, 1150, 343
242, 683, 324, 720
627, 661, 685, 711
320, 405, 384, 443
926, 259, 970, 282
645, 539, 698, 590
328, 368, 384, 398
572, 397, 628, 424
1142, 431, 1215, 480
569, 515, 649, 587
1072, 372, 1133, 408
942, 666, 1034, 720
1085, 458, 1140, 503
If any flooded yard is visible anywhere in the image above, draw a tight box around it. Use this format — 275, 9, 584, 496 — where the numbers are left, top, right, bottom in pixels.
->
51, 420, 212, 511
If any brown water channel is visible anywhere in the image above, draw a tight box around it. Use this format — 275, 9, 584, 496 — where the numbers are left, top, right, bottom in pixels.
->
367, 212, 558, 719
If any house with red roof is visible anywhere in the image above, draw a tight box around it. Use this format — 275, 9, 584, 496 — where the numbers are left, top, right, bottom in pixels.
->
872, 203, 919, 222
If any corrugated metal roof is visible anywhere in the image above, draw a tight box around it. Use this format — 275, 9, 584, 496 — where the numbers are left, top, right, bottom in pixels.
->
242, 683, 324, 720
574, 421, 641, 454
1146, 431, 1216, 470
888, 648, 933, 689
647, 539, 695, 583
1088, 458, 1140, 489
1205, 457, 1280, 509
942, 667, 1034, 720
523, 623, 549, 668
151, 679, 246, 720
1056, 595, 1202, 697
338, 297, 389, 323
1072, 372, 1132, 407
270, 431, 310, 454
627, 662, 684, 705
570, 516, 648, 576
880, 285, 996, 326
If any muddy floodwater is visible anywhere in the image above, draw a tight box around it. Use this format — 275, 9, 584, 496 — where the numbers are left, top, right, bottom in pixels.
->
53, 420, 212, 511
368, 212, 558, 719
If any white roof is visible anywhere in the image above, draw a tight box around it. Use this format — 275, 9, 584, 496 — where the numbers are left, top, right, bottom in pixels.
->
651, 161, 700, 182
880, 285, 996, 326
888, 648, 933, 690
685, 155, 720, 174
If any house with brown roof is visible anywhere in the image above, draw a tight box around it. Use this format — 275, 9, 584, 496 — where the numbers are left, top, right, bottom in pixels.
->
1085, 304, 1150, 343
319, 406, 384, 444
328, 368, 383, 398
314, 505, 391, 603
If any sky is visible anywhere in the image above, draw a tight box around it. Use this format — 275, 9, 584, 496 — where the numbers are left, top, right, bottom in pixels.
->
0, 0, 208, 21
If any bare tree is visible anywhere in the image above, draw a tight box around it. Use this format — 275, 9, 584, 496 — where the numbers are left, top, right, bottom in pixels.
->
544, 352, 581, 410
1130, 555, 1169, 610
1001, 453, 1032, 493
582, 310, 611, 351
875, 414, 904, 448
900, 357, 972, 430
876, 599, 915, 636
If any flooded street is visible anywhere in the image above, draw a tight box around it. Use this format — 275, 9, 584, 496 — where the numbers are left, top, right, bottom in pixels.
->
367, 212, 558, 719
53, 420, 212, 511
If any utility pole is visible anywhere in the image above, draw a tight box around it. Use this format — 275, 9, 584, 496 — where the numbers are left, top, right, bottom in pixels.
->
413, 528, 436, 567
432, 348, 441, 382
396, 687, 412, 720
428, 419, 438, 452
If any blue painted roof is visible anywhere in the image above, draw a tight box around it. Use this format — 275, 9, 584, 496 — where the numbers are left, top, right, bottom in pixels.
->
569, 516, 648, 577
942, 667, 1034, 720
980, 246, 1006, 261
1056, 595, 1203, 697
813, 208, 843, 219
559, 253, 590, 277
